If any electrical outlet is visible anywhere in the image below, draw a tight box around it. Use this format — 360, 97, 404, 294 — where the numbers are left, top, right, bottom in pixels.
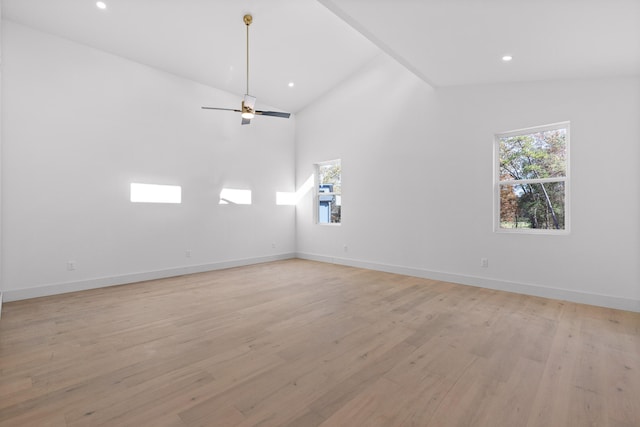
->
186, 250, 192, 258
272, 242, 276, 249
343, 244, 348, 252
480, 258, 489, 268
67, 261, 76, 271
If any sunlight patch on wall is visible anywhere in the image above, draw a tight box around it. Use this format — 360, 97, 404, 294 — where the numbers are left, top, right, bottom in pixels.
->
219, 188, 252, 205
276, 174, 314, 205
130, 183, 181, 204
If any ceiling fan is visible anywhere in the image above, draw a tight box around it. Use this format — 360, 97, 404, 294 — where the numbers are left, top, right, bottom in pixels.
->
202, 14, 291, 125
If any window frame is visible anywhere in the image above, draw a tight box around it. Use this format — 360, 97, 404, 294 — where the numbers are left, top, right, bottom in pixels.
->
494, 122, 570, 235
314, 159, 342, 226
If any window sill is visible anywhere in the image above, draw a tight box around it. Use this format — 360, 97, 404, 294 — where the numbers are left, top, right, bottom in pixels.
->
495, 228, 570, 236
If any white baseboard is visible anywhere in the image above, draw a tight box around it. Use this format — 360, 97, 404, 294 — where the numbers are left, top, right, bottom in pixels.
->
296, 252, 640, 313
2, 253, 296, 302
5, 252, 638, 313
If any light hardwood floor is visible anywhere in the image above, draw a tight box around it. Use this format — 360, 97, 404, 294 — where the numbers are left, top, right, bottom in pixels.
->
0, 259, 639, 427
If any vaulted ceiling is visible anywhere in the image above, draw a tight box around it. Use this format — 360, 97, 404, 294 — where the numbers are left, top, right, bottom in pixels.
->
321, 0, 640, 87
3, 0, 639, 113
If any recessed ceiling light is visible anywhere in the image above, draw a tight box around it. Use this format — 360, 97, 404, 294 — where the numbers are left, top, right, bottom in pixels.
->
288, 82, 295, 88
502, 55, 513, 62
96, 1, 107, 10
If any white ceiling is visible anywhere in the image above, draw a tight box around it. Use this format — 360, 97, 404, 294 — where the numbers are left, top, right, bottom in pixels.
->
321, 0, 640, 87
1, 0, 380, 113
3, 0, 639, 112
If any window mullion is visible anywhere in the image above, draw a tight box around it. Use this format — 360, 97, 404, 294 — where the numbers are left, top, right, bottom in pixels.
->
500, 177, 567, 186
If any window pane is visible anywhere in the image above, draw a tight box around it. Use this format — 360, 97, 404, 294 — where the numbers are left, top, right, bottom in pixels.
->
499, 128, 566, 181
318, 163, 341, 193
499, 182, 565, 230
318, 196, 341, 224
317, 185, 341, 224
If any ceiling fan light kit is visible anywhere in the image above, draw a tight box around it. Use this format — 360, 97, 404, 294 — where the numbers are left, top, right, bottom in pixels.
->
202, 14, 291, 125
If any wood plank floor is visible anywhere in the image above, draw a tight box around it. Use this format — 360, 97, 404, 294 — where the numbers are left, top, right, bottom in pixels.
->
0, 259, 639, 427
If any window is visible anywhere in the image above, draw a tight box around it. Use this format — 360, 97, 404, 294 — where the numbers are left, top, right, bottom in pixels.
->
495, 122, 569, 233
315, 160, 341, 224
130, 183, 182, 204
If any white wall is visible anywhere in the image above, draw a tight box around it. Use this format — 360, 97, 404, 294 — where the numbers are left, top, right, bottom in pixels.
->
0, 11, 3, 316
1, 21, 296, 300
296, 54, 640, 311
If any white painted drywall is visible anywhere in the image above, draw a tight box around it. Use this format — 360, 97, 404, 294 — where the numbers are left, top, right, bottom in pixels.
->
0, 11, 3, 315
295, 54, 640, 311
1, 21, 296, 300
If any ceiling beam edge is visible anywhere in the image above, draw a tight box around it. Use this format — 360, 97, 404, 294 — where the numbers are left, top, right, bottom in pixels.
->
316, 0, 438, 89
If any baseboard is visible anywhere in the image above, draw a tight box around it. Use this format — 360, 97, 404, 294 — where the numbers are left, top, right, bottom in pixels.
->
2, 253, 296, 302
5, 252, 638, 313
296, 252, 640, 313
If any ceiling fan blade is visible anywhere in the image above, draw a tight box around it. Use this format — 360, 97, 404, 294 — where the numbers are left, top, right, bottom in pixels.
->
241, 117, 251, 125
243, 95, 256, 110
202, 106, 242, 112
255, 110, 291, 119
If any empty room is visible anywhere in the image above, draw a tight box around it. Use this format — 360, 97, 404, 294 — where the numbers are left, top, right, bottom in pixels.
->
0, 0, 639, 426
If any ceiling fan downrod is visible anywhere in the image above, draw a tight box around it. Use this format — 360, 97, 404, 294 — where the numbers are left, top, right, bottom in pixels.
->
244, 14, 252, 95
